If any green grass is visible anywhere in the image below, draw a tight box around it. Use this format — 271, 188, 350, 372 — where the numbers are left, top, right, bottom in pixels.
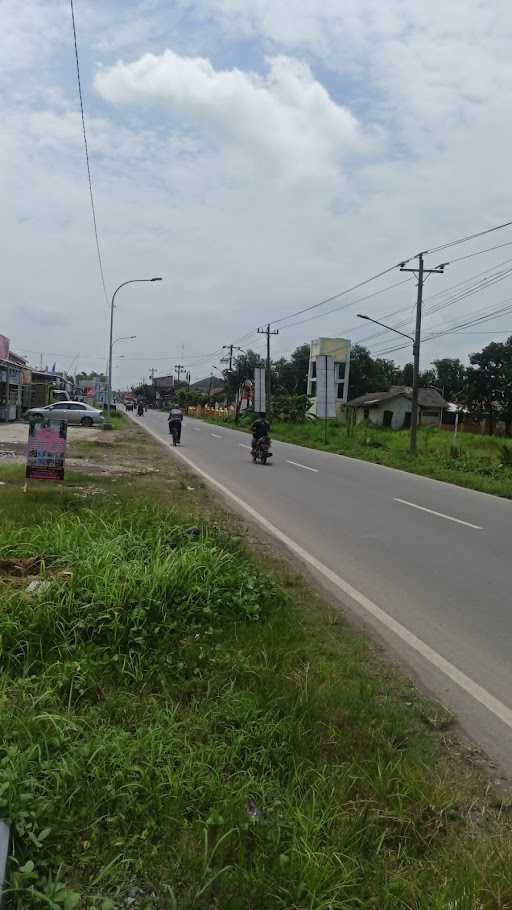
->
201, 412, 512, 499
1, 455, 512, 908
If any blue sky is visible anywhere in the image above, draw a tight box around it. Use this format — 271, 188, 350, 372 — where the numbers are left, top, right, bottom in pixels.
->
2, 0, 512, 384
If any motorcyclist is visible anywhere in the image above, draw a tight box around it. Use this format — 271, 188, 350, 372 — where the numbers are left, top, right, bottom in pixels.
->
251, 412, 270, 454
168, 407, 183, 443
137, 401, 144, 417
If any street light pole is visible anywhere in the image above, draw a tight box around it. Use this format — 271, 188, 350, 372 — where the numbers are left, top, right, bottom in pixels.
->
107, 278, 162, 418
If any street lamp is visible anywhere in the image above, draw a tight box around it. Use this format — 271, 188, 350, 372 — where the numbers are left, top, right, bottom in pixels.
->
107, 279, 162, 417
113, 334, 137, 347
357, 314, 414, 343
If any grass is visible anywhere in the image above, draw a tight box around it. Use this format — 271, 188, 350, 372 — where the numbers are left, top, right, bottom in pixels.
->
200, 411, 512, 499
1, 432, 512, 908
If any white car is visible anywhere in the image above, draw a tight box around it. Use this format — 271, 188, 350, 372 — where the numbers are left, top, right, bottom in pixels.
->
25, 401, 104, 427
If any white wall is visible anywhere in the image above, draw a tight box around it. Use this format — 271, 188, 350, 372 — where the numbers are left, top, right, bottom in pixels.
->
355, 396, 411, 429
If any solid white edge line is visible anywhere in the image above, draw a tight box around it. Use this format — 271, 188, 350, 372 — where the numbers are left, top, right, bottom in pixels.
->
394, 497, 483, 530
135, 417, 512, 733
286, 460, 318, 473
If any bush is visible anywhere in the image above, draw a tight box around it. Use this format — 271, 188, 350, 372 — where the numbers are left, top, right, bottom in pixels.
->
272, 394, 311, 423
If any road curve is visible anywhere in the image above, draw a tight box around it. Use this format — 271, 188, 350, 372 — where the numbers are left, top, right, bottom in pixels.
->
134, 410, 512, 775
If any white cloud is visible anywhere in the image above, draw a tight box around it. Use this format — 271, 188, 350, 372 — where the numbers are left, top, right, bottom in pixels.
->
95, 51, 377, 182
2, 0, 512, 384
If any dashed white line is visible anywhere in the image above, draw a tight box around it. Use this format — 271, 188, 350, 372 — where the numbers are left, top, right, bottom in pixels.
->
239, 443, 251, 450
394, 498, 483, 530
210, 433, 222, 439
192, 427, 201, 432
286, 460, 318, 473
134, 416, 512, 735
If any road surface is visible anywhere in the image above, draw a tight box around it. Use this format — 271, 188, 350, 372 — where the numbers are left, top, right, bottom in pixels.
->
134, 411, 512, 774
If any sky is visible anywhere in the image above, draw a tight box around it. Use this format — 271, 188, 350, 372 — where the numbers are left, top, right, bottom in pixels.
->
2, 0, 512, 387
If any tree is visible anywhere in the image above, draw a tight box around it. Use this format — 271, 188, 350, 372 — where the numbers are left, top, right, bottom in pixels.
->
432, 358, 466, 400
273, 344, 310, 395
464, 339, 512, 435
400, 363, 414, 386
224, 349, 264, 403
347, 345, 398, 399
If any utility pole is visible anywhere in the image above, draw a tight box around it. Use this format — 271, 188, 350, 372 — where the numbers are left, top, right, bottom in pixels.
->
186, 371, 191, 390
149, 368, 157, 383
174, 364, 184, 383
400, 254, 445, 454
257, 324, 279, 419
222, 344, 244, 371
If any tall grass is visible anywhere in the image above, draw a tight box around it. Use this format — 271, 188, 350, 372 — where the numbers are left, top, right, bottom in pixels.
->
1, 498, 512, 907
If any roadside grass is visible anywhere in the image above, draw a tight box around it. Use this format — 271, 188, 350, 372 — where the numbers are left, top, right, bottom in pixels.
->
1, 437, 512, 908
199, 412, 512, 499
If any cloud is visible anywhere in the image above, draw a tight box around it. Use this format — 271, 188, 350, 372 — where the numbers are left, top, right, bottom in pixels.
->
95, 51, 377, 182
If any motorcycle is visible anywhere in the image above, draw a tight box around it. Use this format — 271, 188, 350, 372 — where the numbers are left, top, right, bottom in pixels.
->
168, 418, 181, 446
251, 435, 272, 465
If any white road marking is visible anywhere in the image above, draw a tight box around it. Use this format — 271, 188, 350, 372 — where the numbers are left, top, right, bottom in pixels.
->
192, 427, 201, 432
394, 498, 483, 530
239, 443, 251, 450
286, 460, 318, 473
133, 417, 512, 734
210, 433, 222, 439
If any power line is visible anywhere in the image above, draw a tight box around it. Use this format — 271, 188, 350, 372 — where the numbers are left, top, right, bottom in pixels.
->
439, 238, 512, 267
424, 218, 512, 256
69, 0, 109, 307
266, 258, 415, 328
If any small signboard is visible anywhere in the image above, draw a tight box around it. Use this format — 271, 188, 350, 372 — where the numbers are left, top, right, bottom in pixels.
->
254, 368, 266, 413
26, 419, 67, 483
315, 355, 336, 419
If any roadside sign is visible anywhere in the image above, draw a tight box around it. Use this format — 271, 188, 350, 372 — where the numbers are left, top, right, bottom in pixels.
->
26, 419, 67, 483
254, 368, 266, 413
315, 354, 336, 419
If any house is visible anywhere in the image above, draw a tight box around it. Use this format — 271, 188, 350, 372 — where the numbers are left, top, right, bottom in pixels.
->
0, 335, 27, 421
348, 386, 448, 429
190, 376, 224, 396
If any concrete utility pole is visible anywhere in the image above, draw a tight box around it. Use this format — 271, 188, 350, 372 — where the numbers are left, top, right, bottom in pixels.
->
174, 364, 184, 383
400, 254, 445, 454
257, 324, 279, 420
222, 344, 244, 371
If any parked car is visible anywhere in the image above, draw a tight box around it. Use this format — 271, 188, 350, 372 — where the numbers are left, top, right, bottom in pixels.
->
125, 400, 134, 412
24, 401, 104, 427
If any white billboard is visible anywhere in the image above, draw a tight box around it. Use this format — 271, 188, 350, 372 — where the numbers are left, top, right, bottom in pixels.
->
253, 368, 266, 413
315, 355, 336, 418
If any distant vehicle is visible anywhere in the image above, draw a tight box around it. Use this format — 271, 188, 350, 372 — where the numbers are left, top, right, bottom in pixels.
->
51, 390, 71, 403
125, 401, 134, 412
25, 401, 104, 427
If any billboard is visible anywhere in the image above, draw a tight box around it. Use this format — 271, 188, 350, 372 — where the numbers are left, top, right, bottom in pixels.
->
315, 355, 336, 418
253, 368, 266, 413
26, 419, 67, 482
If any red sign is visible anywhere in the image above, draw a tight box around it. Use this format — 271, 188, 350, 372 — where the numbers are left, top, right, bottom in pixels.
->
26, 419, 67, 482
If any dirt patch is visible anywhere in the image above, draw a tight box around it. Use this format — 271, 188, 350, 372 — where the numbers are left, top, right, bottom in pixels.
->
0, 557, 44, 577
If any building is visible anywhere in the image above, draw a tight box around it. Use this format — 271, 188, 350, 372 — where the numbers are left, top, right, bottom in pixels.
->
190, 376, 224, 396
307, 338, 351, 416
348, 386, 448, 429
0, 335, 26, 421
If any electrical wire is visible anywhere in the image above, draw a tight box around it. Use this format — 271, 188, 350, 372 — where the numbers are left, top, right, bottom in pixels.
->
70, 0, 110, 307
423, 218, 512, 256
266, 258, 415, 328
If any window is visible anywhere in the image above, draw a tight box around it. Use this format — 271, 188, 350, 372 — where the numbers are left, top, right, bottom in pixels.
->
363, 407, 370, 420
336, 362, 346, 380
311, 362, 317, 379
383, 410, 393, 428
403, 412, 411, 429
310, 380, 316, 397
67, 403, 86, 410
337, 383, 344, 399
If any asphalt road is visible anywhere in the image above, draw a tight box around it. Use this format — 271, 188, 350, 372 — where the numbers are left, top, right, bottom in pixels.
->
135, 410, 512, 774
